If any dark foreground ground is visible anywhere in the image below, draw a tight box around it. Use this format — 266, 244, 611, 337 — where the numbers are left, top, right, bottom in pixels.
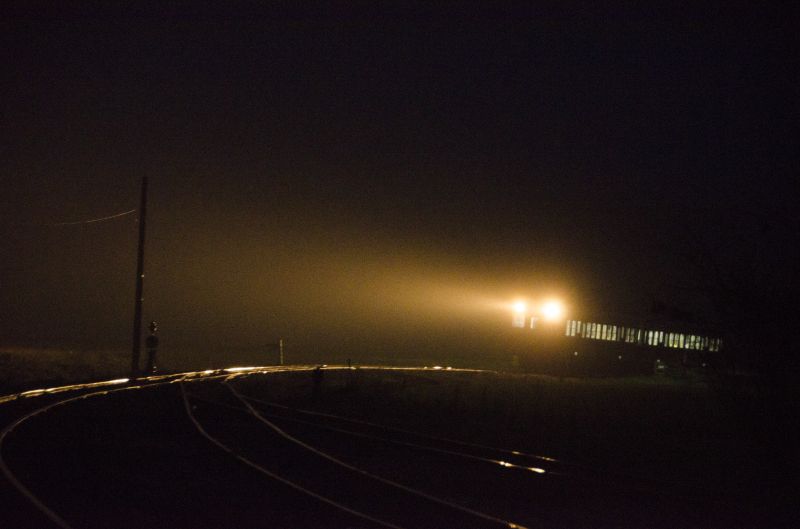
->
0, 367, 797, 528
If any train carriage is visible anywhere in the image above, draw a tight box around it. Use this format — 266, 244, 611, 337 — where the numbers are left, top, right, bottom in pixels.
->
513, 311, 722, 376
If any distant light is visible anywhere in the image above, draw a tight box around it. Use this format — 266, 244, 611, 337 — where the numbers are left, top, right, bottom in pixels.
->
203, 370, 214, 374
542, 301, 562, 320
513, 301, 526, 314
226, 367, 256, 372
433, 366, 442, 370
529, 467, 546, 473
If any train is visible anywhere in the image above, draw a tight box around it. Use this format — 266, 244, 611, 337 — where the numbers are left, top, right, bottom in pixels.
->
511, 313, 722, 377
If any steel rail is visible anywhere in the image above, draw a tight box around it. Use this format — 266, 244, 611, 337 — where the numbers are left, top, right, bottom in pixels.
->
225, 380, 528, 529
231, 367, 715, 494
0, 395, 85, 529
179, 379, 404, 529
239, 391, 560, 463
0, 375, 196, 529
218, 392, 554, 475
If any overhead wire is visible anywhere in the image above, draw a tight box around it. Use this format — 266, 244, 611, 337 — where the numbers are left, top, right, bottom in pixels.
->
52, 208, 137, 226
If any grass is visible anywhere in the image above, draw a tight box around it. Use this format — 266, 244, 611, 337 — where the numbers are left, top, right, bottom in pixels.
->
0, 347, 130, 396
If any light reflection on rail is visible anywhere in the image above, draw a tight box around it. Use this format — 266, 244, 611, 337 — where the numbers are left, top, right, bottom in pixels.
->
0, 365, 575, 528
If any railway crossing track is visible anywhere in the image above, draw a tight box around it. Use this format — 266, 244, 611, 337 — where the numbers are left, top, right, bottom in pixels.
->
0, 366, 740, 528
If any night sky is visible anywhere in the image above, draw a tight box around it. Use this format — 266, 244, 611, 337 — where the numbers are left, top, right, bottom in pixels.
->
2, 3, 798, 365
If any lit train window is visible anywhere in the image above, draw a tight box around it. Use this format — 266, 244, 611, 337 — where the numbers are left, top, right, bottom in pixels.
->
659, 331, 664, 345
592, 323, 598, 339
679, 334, 685, 348
612, 326, 617, 341
601, 324, 607, 340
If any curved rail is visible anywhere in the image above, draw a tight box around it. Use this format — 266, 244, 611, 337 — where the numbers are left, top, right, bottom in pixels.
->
0, 365, 712, 528
225, 378, 527, 528
0, 394, 85, 529
179, 379, 404, 528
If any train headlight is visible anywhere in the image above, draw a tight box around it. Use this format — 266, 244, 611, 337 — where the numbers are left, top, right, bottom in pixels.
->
513, 301, 526, 314
542, 301, 562, 321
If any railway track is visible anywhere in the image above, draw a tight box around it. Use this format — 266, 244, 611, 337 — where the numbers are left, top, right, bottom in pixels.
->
0, 367, 739, 528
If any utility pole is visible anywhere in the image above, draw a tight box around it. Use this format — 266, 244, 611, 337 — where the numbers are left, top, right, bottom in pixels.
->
131, 177, 148, 380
